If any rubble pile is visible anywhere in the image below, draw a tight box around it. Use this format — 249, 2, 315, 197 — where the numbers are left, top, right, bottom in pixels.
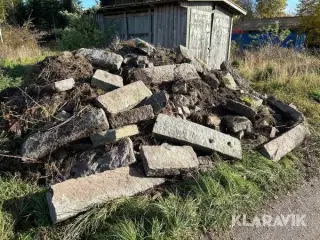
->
0, 39, 310, 223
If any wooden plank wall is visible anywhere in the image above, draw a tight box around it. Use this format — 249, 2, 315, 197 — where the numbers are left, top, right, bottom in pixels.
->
97, 3, 187, 47
153, 4, 187, 48
209, 5, 233, 69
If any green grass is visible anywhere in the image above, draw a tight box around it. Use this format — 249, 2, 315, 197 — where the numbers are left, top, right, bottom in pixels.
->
0, 48, 319, 239
0, 151, 307, 240
0, 54, 56, 91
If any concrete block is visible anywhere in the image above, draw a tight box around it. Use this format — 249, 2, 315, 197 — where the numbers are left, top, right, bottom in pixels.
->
90, 125, 139, 147
92, 70, 123, 91
109, 105, 155, 128
259, 123, 310, 161
77, 48, 123, 71
54, 78, 75, 92
225, 100, 257, 119
267, 96, 304, 122
141, 144, 199, 176
47, 166, 165, 223
153, 114, 242, 159
141, 91, 169, 114
96, 81, 152, 114
222, 116, 253, 133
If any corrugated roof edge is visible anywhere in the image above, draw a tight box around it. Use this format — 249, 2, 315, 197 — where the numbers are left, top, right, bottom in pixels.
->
97, 0, 247, 15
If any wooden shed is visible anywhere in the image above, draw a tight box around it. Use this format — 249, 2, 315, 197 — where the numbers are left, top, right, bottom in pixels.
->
97, 0, 246, 69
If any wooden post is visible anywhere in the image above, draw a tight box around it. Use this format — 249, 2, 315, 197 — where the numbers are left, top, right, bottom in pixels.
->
0, 27, 3, 44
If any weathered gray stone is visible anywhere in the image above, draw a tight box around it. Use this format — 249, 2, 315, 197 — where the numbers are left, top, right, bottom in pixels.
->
132, 38, 156, 56
182, 106, 191, 117
90, 124, 139, 147
77, 48, 123, 71
267, 96, 304, 122
54, 78, 75, 92
260, 123, 310, 161
174, 63, 200, 81
222, 116, 253, 133
172, 81, 188, 94
141, 91, 169, 114
153, 114, 242, 159
221, 73, 238, 91
220, 61, 250, 88
133, 64, 200, 84
72, 138, 136, 177
55, 110, 72, 121
47, 166, 165, 223
96, 81, 152, 114
141, 143, 199, 176
109, 105, 154, 128
172, 94, 191, 107
176, 45, 193, 63
97, 138, 136, 171
22, 106, 109, 160
91, 70, 123, 91
175, 45, 203, 72
202, 70, 220, 89
225, 100, 257, 119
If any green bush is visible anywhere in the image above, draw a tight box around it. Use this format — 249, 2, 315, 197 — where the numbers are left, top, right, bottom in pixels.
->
56, 11, 116, 51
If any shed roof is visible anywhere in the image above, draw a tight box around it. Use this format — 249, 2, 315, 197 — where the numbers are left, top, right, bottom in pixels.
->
234, 17, 301, 32
98, 0, 246, 15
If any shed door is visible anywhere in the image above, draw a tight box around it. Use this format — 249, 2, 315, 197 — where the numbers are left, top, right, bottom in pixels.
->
188, 9, 211, 63
209, 6, 232, 69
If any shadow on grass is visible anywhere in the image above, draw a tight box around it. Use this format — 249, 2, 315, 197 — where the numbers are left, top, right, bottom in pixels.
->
2, 189, 51, 233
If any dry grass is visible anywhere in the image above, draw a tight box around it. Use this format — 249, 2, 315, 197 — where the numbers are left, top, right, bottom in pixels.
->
234, 45, 320, 124
0, 24, 43, 61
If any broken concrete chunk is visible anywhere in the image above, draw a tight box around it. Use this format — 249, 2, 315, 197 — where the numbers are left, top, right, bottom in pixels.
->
221, 73, 238, 91
96, 81, 152, 114
141, 91, 169, 114
182, 106, 191, 117
22, 106, 109, 160
72, 138, 136, 177
47, 166, 165, 223
174, 63, 200, 81
172, 81, 188, 94
54, 78, 75, 92
259, 123, 310, 161
225, 100, 257, 119
176, 45, 194, 63
267, 96, 304, 122
77, 48, 123, 71
141, 144, 199, 177
222, 116, 253, 133
202, 71, 220, 89
131, 38, 156, 56
90, 125, 139, 147
109, 105, 154, 128
91, 70, 123, 91
153, 114, 242, 159
133, 64, 200, 84
175, 45, 203, 73
97, 138, 136, 171
220, 61, 250, 88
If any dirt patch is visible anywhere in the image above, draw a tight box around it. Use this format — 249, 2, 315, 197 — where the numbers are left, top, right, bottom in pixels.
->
25, 51, 93, 86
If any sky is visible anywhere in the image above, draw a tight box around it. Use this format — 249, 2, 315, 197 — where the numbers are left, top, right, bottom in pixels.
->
82, 0, 300, 14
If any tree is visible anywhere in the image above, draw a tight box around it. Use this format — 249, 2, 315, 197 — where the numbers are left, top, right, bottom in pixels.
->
256, 0, 287, 18
299, 0, 320, 46
0, 0, 24, 24
234, 0, 257, 19
297, 0, 318, 16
